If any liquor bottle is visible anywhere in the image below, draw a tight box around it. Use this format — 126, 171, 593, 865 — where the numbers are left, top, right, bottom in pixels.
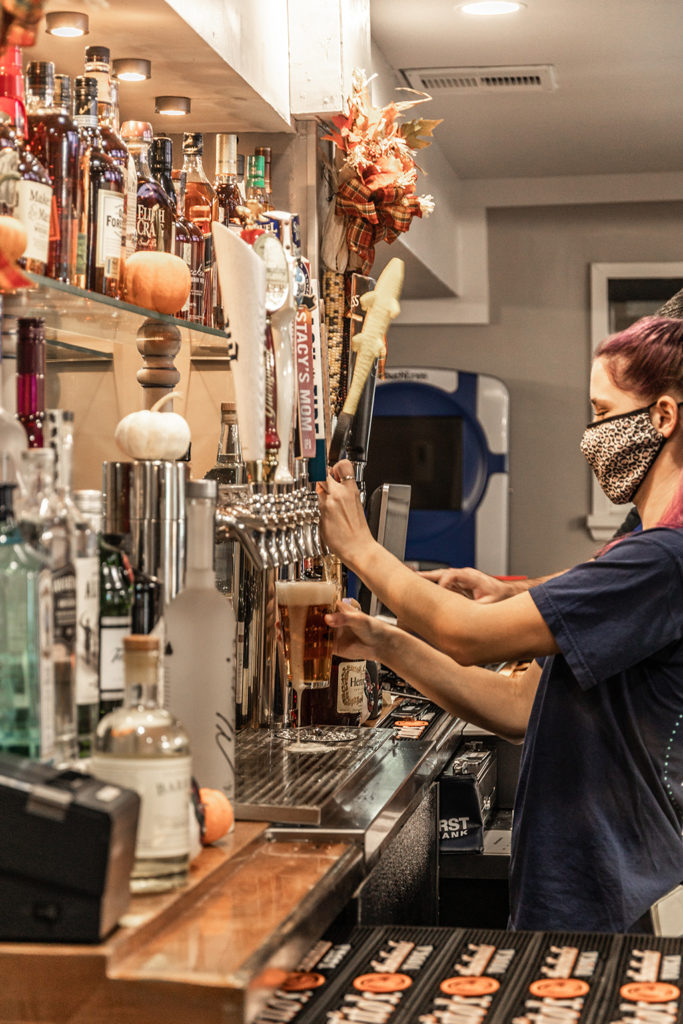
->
15, 315, 45, 448
46, 411, 100, 759
180, 132, 217, 326
0, 482, 54, 761
98, 532, 132, 716
0, 315, 26, 482
0, 45, 26, 137
54, 74, 72, 117
73, 75, 124, 297
316, 656, 365, 727
215, 133, 244, 226
236, 153, 246, 200
91, 633, 192, 893
16, 447, 77, 767
245, 154, 268, 219
25, 60, 80, 283
84, 47, 137, 261
0, 69, 53, 275
150, 135, 204, 322
254, 145, 273, 210
121, 120, 174, 254
164, 479, 236, 799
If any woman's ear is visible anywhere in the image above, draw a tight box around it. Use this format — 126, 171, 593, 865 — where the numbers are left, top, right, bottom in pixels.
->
651, 395, 682, 436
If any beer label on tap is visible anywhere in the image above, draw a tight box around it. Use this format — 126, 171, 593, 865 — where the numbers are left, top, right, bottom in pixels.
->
295, 304, 316, 457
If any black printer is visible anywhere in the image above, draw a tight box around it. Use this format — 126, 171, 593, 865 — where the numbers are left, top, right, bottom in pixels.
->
0, 754, 140, 943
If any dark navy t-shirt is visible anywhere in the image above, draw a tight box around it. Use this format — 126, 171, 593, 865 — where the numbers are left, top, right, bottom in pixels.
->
511, 527, 683, 932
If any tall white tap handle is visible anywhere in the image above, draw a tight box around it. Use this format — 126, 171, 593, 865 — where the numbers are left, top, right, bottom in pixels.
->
211, 222, 267, 463
270, 262, 296, 484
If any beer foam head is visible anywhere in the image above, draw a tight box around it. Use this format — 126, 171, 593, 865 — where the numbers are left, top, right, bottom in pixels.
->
276, 580, 337, 606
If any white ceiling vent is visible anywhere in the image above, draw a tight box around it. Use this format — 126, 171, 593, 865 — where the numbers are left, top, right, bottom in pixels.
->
402, 65, 558, 94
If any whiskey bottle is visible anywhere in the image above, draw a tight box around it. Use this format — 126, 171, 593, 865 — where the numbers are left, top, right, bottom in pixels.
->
0, 482, 54, 762
121, 120, 174, 254
15, 315, 45, 448
16, 447, 77, 767
25, 60, 80, 283
73, 75, 124, 297
0, 105, 53, 274
254, 145, 273, 210
215, 133, 244, 226
164, 480, 236, 799
181, 132, 217, 326
150, 135, 204, 321
84, 47, 137, 260
91, 634, 192, 894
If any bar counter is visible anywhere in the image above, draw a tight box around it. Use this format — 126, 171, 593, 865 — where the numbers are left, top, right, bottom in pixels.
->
0, 710, 464, 1023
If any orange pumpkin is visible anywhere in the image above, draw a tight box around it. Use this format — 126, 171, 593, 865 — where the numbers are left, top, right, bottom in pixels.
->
123, 250, 191, 315
0, 215, 27, 262
198, 787, 234, 845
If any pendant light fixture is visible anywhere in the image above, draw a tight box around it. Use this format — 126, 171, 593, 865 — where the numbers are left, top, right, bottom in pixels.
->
45, 11, 89, 37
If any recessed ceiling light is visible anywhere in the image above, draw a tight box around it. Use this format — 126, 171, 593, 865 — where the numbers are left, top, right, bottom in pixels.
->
45, 11, 89, 36
155, 95, 191, 116
113, 58, 152, 82
458, 1, 526, 14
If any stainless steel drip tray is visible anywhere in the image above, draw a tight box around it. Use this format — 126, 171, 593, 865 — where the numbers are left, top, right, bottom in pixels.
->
234, 727, 392, 825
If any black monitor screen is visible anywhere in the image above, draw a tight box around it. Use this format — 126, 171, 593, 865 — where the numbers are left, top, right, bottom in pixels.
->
365, 415, 463, 511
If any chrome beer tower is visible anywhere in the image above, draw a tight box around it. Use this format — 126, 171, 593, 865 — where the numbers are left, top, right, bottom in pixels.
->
215, 468, 326, 731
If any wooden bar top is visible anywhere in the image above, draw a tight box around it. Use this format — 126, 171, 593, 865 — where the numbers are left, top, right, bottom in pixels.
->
0, 821, 364, 1024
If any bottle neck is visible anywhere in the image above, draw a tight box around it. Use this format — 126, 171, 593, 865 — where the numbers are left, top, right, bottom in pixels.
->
25, 82, 54, 114
182, 151, 209, 183
123, 648, 160, 706
0, 46, 26, 137
151, 165, 177, 210
74, 96, 100, 135
130, 143, 153, 180
19, 450, 56, 509
217, 416, 244, 469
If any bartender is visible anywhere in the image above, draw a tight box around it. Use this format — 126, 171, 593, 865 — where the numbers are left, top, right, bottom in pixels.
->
317, 314, 683, 934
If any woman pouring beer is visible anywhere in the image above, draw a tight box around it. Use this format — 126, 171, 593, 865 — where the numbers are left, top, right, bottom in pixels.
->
317, 315, 683, 934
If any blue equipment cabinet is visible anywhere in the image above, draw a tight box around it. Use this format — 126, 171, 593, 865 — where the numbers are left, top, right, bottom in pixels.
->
364, 367, 509, 574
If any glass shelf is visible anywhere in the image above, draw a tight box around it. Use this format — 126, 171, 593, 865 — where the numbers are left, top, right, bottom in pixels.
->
3, 273, 237, 364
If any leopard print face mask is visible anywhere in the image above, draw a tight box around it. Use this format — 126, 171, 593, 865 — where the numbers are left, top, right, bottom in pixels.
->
580, 404, 665, 504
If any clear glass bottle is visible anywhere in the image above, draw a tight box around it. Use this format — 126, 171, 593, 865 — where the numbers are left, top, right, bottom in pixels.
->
204, 401, 246, 593
150, 135, 204, 321
181, 132, 218, 327
73, 75, 124, 297
91, 634, 192, 894
46, 412, 100, 760
164, 480, 235, 799
25, 60, 80, 284
15, 316, 45, 448
84, 47, 137, 263
0, 481, 54, 761
121, 120, 174, 254
215, 133, 245, 226
0, 313, 26, 483
16, 447, 77, 766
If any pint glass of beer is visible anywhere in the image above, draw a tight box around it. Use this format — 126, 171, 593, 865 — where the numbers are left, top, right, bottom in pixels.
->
276, 579, 337, 727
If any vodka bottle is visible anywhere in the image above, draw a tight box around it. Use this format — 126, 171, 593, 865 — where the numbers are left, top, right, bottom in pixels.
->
16, 447, 77, 765
92, 633, 192, 893
0, 482, 54, 761
164, 479, 235, 799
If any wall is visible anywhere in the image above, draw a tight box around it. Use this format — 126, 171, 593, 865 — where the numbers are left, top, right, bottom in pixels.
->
386, 199, 683, 577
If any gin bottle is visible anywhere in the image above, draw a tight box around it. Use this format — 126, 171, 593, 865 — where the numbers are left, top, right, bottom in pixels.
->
0, 482, 54, 761
16, 446, 77, 766
164, 479, 235, 799
91, 634, 192, 893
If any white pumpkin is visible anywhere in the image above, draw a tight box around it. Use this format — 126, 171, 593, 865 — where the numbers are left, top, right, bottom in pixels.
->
115, 392, 191, 461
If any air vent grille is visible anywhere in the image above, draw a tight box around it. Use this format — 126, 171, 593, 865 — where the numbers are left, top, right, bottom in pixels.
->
402, 64, 558, 94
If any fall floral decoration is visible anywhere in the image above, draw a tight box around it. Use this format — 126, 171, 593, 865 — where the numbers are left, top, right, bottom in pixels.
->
321, 69, 441, 274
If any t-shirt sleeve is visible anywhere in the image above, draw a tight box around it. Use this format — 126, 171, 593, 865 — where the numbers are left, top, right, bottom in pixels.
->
530, 530, 683, 689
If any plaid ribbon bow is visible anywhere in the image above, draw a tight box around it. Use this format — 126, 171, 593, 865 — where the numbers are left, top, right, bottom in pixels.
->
335, 176, 423, 273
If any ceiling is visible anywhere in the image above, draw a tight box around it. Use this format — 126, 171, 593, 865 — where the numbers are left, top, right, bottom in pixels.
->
369, 0, 683, 180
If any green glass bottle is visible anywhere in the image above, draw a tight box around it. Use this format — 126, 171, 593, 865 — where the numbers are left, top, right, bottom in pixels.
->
0, 482, 54, 761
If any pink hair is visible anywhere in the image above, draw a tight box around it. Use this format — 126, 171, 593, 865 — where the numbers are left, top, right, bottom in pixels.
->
596, 316, 683, 532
